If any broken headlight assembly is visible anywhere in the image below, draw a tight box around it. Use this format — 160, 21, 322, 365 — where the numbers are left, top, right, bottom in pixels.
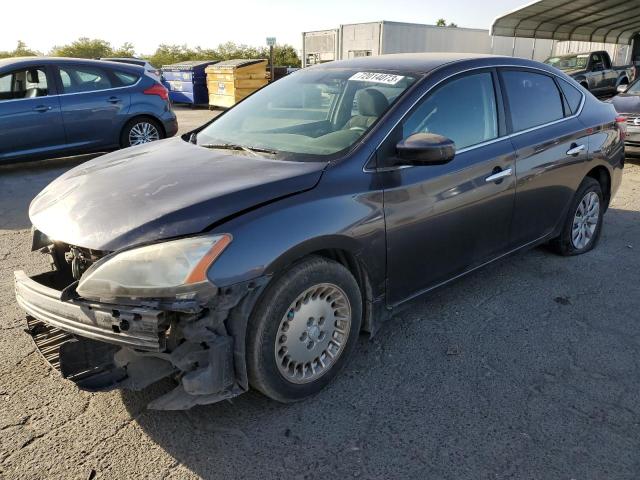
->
76, 234, 232, 302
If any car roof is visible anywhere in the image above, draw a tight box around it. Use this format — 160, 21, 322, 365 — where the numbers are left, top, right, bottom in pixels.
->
0, 56, 145, 73
307, 52, 547, 74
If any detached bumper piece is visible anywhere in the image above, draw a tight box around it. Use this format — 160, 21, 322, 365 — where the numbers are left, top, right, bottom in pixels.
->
25, 316, 127, 390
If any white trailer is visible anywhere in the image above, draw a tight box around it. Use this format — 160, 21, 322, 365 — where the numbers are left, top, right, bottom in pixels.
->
302, 29, 340, 67
302, 21, 556, 67
301, 20, 633, 68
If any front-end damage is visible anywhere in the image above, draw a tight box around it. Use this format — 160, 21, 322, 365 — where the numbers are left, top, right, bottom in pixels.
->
15, 238, 268, 410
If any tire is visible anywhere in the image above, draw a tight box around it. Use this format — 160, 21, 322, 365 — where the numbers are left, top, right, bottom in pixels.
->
246, 256, 362, 403
549, 177, 604, 256
120, 117, 164, 148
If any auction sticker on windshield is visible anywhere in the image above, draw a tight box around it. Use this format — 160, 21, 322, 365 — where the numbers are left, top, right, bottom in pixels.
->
349, 72, 405, 85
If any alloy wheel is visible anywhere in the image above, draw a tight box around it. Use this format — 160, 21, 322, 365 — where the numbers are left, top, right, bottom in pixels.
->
571, 191, 600, 249
129, 122, 160, 146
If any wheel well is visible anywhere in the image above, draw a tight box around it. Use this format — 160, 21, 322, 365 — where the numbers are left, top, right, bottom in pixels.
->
310, 249, 374, 334
586, 166, 611, 209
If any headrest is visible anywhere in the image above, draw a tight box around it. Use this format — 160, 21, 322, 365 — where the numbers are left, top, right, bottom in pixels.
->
27, 70, 40, 83
356, 88, 389, 117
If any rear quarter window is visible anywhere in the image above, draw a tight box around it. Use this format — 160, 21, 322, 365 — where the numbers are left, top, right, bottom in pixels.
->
558, 78, 583, 115
501, 70, 565, 132
113, 71, 139, 86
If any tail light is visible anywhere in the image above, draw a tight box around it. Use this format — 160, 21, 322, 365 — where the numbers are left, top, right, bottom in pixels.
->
143, 83, 169, 101
615, 115, 627, 141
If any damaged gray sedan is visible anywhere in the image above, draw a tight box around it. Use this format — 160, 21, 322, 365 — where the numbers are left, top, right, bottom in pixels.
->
15, 54, 624, 409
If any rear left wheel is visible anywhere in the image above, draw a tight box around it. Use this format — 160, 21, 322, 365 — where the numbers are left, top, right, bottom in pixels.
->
550, 177, 604, 256
246, 256, 362, 403
120, 117, 163, 148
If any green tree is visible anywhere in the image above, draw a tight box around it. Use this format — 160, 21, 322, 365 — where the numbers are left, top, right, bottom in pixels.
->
112, 42, 136, 58
144, 42, 300, 68
448, 22, 458, 28
436, 18, 447, 26
0, 40, 40, 59
50, 38, 113, 58
146, 44, 196, 66
269, 44, 301, 67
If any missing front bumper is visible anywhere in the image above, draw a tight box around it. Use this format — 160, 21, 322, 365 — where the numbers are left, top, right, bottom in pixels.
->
15, 268, 267, 409
15, 270, 165, 351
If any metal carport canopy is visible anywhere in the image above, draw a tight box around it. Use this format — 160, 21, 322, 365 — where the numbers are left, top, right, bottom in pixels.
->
492, 0, 640, 44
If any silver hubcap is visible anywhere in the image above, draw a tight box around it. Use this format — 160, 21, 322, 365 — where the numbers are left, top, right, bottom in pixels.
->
571, 191, 600, 249
129, 122, 160, 145
275, 283, 352, 384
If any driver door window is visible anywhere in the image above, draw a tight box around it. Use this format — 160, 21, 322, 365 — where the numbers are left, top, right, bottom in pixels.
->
402, 72, 498, 150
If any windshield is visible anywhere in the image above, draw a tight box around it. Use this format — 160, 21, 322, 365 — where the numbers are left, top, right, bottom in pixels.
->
545, 55, 588, 71
196, 68, 417, 161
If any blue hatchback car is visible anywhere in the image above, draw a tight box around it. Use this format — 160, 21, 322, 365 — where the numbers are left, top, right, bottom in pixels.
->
0, 57, 178, 163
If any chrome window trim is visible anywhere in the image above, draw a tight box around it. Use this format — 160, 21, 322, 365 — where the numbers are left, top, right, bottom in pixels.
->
365, 63, 586, 173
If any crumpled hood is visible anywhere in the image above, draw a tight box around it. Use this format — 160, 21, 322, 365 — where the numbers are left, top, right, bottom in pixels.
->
610, 93, 640, 115
30, 137, 326, 251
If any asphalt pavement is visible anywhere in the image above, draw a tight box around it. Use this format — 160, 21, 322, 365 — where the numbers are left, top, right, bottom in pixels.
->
0, 108, 639, 479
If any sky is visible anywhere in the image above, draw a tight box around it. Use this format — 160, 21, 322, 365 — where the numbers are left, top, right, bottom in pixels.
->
1, 0, 529, 55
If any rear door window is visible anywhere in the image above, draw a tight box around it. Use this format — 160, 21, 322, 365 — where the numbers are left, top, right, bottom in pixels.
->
58, 65, 113, 93
501, 70, 564, 132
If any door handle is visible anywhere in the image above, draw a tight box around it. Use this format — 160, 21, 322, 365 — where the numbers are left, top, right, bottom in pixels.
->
107, 96, 121, 103
33, 105, 51, 112
485, 167, 513, 183
566, 144, 586, 156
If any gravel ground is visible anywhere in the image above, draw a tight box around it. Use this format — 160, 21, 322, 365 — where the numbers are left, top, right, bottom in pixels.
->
0, 120, 639, 478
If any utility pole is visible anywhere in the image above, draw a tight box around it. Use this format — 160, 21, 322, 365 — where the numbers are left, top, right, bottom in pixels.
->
266, 37, 276, 82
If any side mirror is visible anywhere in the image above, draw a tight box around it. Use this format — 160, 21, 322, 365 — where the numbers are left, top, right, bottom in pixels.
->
396, 133, 456, 165
617, 84, 628, 94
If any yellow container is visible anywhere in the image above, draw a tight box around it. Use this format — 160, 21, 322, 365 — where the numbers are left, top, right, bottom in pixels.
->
206, 59, 268, 108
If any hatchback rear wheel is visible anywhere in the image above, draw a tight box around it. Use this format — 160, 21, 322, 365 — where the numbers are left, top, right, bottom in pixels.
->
246, 256, 362, 402
120, 117, 163, 148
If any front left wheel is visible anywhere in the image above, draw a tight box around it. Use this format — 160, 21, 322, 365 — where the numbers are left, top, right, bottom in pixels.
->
120, 117, 164, 148
246, 256, 362, 403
